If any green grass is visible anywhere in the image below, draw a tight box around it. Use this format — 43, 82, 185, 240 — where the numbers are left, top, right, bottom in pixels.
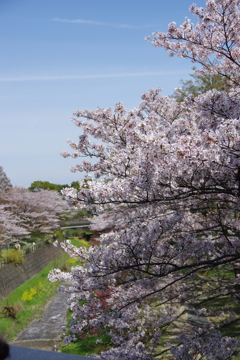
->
70, 238, 89, 248
60, 333, 112, 356
59, 309, 112, 356
0, 238, 89, 342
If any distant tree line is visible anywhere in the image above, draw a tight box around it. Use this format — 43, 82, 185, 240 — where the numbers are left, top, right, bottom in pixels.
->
28, 180, 80, 193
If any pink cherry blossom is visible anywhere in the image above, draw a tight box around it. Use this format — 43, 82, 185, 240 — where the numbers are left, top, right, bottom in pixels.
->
51, 1, 240, 358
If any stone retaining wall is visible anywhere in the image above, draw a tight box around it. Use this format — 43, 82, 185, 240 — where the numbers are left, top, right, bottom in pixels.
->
0, 244, 64, 300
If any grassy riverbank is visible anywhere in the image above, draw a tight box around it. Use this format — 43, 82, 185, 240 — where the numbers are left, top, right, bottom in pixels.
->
0, 239, 88, 342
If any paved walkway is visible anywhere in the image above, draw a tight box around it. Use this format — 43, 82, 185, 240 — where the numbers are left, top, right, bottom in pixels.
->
11, 290, 70, 351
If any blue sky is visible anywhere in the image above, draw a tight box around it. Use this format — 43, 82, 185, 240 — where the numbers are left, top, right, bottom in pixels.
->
0, 0, 206, 187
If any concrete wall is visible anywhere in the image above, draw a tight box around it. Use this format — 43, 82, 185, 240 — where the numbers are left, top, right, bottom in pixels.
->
0, 244, 64, 300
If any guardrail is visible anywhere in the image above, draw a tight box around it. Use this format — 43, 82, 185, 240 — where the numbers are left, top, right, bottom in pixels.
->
10, 345, 95, 360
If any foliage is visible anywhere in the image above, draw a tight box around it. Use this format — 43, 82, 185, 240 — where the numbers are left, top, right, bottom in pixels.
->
64, 228, 86, 239
50, 1, 240, 359
28, 180, 69, 193
70, 181, 81, 192
1, 249, 24, 265
21, 281, 45, 301
21, 287, 37, 301
171, 66, 227, 102
54, 231, 65, 239
28, 180, 80, 193
84, 231, 93, 236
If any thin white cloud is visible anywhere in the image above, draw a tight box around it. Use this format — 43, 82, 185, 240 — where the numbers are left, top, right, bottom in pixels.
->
0, 71, 190, 82
52, 18, 152, 29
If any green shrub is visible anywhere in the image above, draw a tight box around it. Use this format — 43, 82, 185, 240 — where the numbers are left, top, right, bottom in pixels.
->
65, 228, 85, 238
21, 281, 45, 301
2, 250, 24, 265
43, 237, 53, 245
21, 288, 38, 301
54, 231, 64, 239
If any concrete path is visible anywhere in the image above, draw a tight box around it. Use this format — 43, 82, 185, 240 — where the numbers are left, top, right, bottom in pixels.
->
11, 290, 70, 351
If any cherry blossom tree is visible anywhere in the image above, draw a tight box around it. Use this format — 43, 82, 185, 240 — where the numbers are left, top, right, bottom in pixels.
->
0, 166, 12, 191
50, 1, 240, 359
0, 168, 28, 245
1, 187, 68, 238
0, 205, 29, 245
